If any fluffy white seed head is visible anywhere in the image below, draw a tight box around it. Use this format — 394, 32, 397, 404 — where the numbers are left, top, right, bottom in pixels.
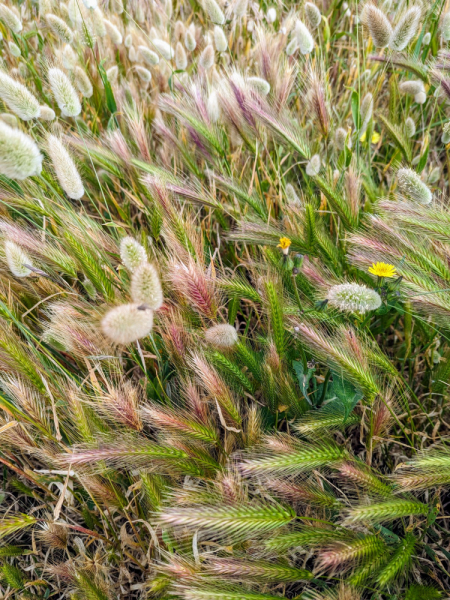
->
106, 65, 119, 84
135, 66, 152, 83
199, 44, 215, 69
442, 122, 450, 144
422, 31, 431, 45
74, 66, 93, 98
390, 6, 421, 51
104, 19, 123, 44
120, 236, 147, 272
202, 0, 225, 24
175, 41, 188, 69
286, 183, 301, 206
286, 38, 298, 55
45, 13, 73, 43
102, 304, 154, 345
233, 0, 248, 18
335, 127, 350, 150
305, 2, 321, 29
138, 45, 160, 66
62, 44, 77, 69
185, 29, 197, 51
397, 167, 432, 204
48, 68, 81, 117
152, 39, 174, 60
124, 33, 132, 48
360, 92, 373, 128
131, 263, 164, 310
0, 71, 40, 120
306, 154, 321, 176
4, 240, 32, 277
214, 25, 228, 52
47, 135, 84, 200
205, 324, 238, 348
399, 80, 424, 96
327, 283, 381, 314
39, 0, 53, 16
414, 91, 426, 104
39, 105, 56, 121
295, 19, 314, 54
428, 166, 440, 184
405, 116, 415, 138
361, 3, 392, 48
91, 7, 106, 37
8, 41, 21, 57
0, 121, 42, 179
266, 7, 276, 22
442, 11, 450, 41
247, 76, 270, 95
0, 113, 17, 127
0, 3, 22, 32
82, 0, 97, 7
68, 0, 83, 24
207, 89, 220, 122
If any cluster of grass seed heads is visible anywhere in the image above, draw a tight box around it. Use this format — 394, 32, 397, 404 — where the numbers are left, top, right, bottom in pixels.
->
397, 168, 432, 204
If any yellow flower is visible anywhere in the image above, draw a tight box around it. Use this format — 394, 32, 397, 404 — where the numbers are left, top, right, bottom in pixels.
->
368, 262, 397, 278
359, 131, 380, 144
277, 237, 292, 251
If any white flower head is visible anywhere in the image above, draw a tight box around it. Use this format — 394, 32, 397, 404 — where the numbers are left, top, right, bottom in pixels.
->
327, 283, 381, 314
47, 134, 84, 200
131, 263, 164, 310
397, 167, 432, 204
101, 303, 154, 345
120, 236, 147, 272
4, 240, 33, 277
205, 323, 238, 348
0, 71, 40, 121
0, 121, 42, 179
48, 68, 81, 117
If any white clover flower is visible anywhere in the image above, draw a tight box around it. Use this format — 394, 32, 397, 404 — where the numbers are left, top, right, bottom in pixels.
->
120, 236, 147, 272
48, 68, 81, 117
131, 263, 164, 310
0, 71, 40, 120
0, 121, 42, 179
47, 135, 84, 200
327, 283, 381, 314
4, 240, 33, 277
397, 167, 432, 204
205, 324, 238, 348
101, 304, 154, 344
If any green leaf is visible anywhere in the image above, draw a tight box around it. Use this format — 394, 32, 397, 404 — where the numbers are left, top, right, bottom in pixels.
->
351, 90, 361, 130
293, 360, 315, 405
98, 60, 117, 115
328, 372, 363, 420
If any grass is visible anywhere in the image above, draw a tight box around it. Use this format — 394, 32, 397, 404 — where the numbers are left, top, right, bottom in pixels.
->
0, 0, 448, 598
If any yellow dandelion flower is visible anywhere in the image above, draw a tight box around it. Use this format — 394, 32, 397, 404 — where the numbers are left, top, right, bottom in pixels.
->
368, 262, 397, 278
277, 237, 292, 250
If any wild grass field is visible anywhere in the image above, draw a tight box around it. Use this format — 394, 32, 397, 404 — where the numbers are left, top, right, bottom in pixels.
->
0, 0, 450, 597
